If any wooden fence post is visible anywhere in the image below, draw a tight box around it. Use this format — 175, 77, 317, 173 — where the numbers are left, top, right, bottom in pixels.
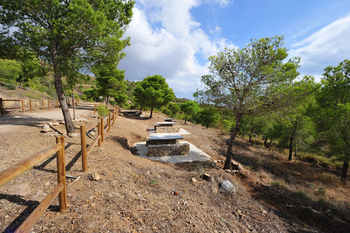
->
30, 99, 32, 112
81, 126, 87, 172
42, 99, 44, 110
0, 98, 3, 115
112, 110, 115, 126
108, 113, 111, 133
56, 136, 68, 212
48, 99, 50, 110
22, 99, 24, 113
98, 117, 102, 147
57, 100, 59, 108
101, 117, 104, 142
94, 104, 96, 115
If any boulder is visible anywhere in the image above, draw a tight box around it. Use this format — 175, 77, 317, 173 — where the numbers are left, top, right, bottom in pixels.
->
220, 180, 236, 193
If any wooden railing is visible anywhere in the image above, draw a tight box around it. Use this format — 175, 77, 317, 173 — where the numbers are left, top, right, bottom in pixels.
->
80, 107, 118, 171
0, 98, 81, 115
0, 136, 67, 233
0, 98, 24, 115
0, 105, 119, 232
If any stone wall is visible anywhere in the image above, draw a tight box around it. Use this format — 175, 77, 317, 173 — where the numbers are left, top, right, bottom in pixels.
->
148, 143, 190, 157
155, 126, 180, 133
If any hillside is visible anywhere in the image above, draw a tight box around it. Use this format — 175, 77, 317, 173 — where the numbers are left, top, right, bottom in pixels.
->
0, 103, 349, 232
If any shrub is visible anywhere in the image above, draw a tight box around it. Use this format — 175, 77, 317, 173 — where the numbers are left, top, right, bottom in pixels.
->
5, 82, 16, 90
96, 104, 109, 117
162, 108, 171, 117
270, 179, 287, 189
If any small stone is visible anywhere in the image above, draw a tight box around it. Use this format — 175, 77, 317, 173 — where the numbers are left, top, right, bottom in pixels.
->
42, 124, 50, 129
89, 172, 100, 181
231, 161, 243, 171
210, 161, 216, 167
182, 201, 187, 205
48, 122, 53, 126
68, 133, 79, 137
191, 177, 197, 183
44, 182, 50, 186
220, 180, 236, 193
262, 210, 268, 214
53, 122, 60, 126
201, 173, 212, 182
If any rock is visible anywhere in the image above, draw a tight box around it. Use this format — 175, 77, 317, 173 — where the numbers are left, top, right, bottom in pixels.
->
53, 122, 60, 126
201, 173, 212, 182
210, 161, 216, 167
44, 182, 50, 186
42, 124, 50, 129
48, 122, 53, 126
89, 131, 96, 136
231, 161, 243, 171
89, 172, 100, 181
46, 132, 59, 136
220, 180, 236, 193
191, 177, 197, 183
68, 133, 79, 137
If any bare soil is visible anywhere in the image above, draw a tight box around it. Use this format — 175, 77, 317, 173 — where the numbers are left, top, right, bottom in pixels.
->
0, 103, 349, 233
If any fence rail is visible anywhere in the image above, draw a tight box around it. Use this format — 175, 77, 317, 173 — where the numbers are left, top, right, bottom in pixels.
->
0, 98, 80, 115
0, 105, 119, 233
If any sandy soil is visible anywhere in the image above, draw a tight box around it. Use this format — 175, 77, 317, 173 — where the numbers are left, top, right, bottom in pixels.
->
0, 103, 349, 233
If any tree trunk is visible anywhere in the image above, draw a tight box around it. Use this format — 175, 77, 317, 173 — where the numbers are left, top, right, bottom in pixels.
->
150, 105, 154, 118
289, 120, 298, 161
53, 64, 75, 134
288, 137, 293, 161
184, 115, 188, 124
224, 116, 242, 170
249, 127, 253, 142
72, 89, 76, 121
19, 80, 24, 89
341, 159, 349, 182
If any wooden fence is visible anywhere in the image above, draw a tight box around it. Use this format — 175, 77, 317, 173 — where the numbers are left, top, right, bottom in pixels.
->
0, 98, 80, 115
0, 106, 118, 233
0, 136, 67, 233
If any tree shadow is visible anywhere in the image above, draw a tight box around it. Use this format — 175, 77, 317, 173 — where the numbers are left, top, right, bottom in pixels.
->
0, 193, 59, 233
244, 179, 350, 233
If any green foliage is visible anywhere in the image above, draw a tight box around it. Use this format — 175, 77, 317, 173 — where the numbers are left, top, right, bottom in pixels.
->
113, 93, 128, 106
93, 62, 127, 103
195, 36, 301, 168
133, 74, 175, 118
149, 179, 158, 185
0, 59, 22, 81
5, 82, 16, 90
96, 104, 110, 117
168, 103, 180, 118
316, 187, 326, 196
316, 59, 350, 181
0, 0, 135, 133
180, 101, 199, 124
162, 108, 172, 117
197, 107, 220, 128
82, 87, 99, 101
270, 179, 287, 189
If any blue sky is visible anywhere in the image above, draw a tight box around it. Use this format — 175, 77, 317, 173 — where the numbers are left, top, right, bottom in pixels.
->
118, 0, 350, 99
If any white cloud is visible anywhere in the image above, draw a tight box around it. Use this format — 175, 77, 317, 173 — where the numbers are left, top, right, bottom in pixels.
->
119, 0, 236, 98
210, 26, 222, 34
207, 0, 232, 7
290, 15, 350, 80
